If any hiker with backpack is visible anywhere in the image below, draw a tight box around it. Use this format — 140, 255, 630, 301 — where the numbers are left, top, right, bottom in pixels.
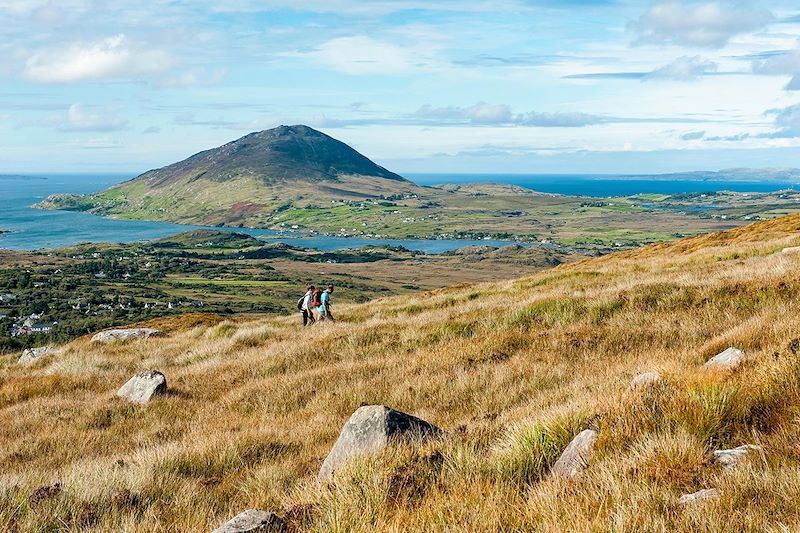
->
318, 285, 334, 322
298, 285, 316, 326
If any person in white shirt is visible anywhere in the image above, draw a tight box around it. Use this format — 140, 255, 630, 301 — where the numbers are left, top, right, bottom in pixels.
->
301, 285, 316, 326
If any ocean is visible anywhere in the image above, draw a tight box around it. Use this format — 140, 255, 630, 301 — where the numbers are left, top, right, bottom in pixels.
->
1, 173, 797, 252
409, 173, 799, 196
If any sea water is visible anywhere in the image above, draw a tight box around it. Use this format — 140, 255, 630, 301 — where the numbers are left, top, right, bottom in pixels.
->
1, 173, 796, 252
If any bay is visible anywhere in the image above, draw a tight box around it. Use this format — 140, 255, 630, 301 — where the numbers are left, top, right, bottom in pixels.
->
3, 173, 797, 252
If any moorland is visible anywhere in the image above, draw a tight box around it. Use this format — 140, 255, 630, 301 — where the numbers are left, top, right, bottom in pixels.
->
2, 214, 800, 530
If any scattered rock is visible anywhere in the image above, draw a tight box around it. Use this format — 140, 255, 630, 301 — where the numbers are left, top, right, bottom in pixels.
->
703, 347, 745, 371
629, 371, 661, 390
92, 327, 162, 344
28, 482, 62, 506
678, 488, 720, 506
19, 346, 59, 365
116, 371, 167, 404
711, 444, 762, 470
211, 509, 286, 533
318, 405, 442, 481
551, 429, 598, 479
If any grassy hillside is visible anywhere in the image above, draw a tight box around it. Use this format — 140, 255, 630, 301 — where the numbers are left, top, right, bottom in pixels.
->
3, 215, 800, 531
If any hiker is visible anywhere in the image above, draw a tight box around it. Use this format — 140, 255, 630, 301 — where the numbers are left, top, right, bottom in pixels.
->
298, 285, 316, 326
319, 285, 334, 322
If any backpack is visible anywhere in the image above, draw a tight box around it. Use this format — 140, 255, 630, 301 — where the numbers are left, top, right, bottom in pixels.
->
297, 296, 304, 310
312, 289, 323, 307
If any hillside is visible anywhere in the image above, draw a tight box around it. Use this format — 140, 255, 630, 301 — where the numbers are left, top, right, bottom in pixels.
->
37, 125, 424, 228
3, 215, 800, 531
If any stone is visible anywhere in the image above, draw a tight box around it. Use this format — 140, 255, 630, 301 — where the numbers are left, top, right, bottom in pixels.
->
630, 371, 661, 390
92, 327, 162, 344
711, 444, 762, 471
703, 347, 745, 371
781, 246, 800, 254
116, 371, 167, 404
551, 429, 598, 479
318, 405, 442, 481
211, 510, 285, 533
28, 483, 62, 506
211, 509, 286, 533
678, 488, 720, 506
19, 346, 59, 365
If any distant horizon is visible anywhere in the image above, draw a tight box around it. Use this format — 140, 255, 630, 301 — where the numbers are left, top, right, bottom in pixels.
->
4, 167, 800, 181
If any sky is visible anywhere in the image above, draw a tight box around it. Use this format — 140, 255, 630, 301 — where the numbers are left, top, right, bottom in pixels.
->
2, 0, 800, 175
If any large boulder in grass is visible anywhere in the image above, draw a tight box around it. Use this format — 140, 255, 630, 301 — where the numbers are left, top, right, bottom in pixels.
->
629, 371, 661, 390
116, 371, 167, 404
211, 509, 286, 533
678, 488, 720, 506
318, 405, 442, 481
711, 444, 762, 470
703, 347, 745, 371
19, 346, 59, 365
551, 429, 598, 479
92, 327, 162, 344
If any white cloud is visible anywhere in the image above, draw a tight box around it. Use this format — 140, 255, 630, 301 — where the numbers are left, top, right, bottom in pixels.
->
751, 48, 800, 90
57, 104, 128, 132
23, 34, 172, 83
159, 68, 227, 87
762, 103, 800, 138
416, 102, 513, 124
632, 2, 773, 47
644, 55, 718, 80
414, 103, 607, 127
294, 35, 441, 75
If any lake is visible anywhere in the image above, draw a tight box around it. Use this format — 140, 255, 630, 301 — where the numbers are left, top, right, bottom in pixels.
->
2, 173, 797, 252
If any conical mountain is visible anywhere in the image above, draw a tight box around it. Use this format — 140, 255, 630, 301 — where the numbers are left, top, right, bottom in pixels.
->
138, 125, 409, 188
39, 125, 423, 227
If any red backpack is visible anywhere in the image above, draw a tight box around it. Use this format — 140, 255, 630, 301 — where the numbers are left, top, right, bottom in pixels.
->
312, 289, 323, 307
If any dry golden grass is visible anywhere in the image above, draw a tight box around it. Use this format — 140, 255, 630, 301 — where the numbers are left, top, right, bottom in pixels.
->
3, 215, 800, 531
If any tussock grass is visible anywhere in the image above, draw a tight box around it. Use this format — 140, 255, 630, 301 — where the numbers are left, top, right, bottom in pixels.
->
3, 214, 800, 530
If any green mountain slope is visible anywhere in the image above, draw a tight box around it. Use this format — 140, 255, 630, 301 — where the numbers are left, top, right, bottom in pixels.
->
37, 125, 424, 227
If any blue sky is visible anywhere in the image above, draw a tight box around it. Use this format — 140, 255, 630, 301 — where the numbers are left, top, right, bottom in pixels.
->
1, 0, 800, 175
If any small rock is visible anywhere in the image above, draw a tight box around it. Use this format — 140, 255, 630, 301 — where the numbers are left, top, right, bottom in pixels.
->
711, 444, 762, 470
211, 509, 286, 533
781, 246, 800, 254
678, 488, 720, 506
703, 347, 745, 371
551, 429, 598, 479
318, 405, 442, 481
28, 482, 62, 506
630, 371, 661, 390
92, 327, 162, 344
116, 371, 167, 404
19, 346, 59, 365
